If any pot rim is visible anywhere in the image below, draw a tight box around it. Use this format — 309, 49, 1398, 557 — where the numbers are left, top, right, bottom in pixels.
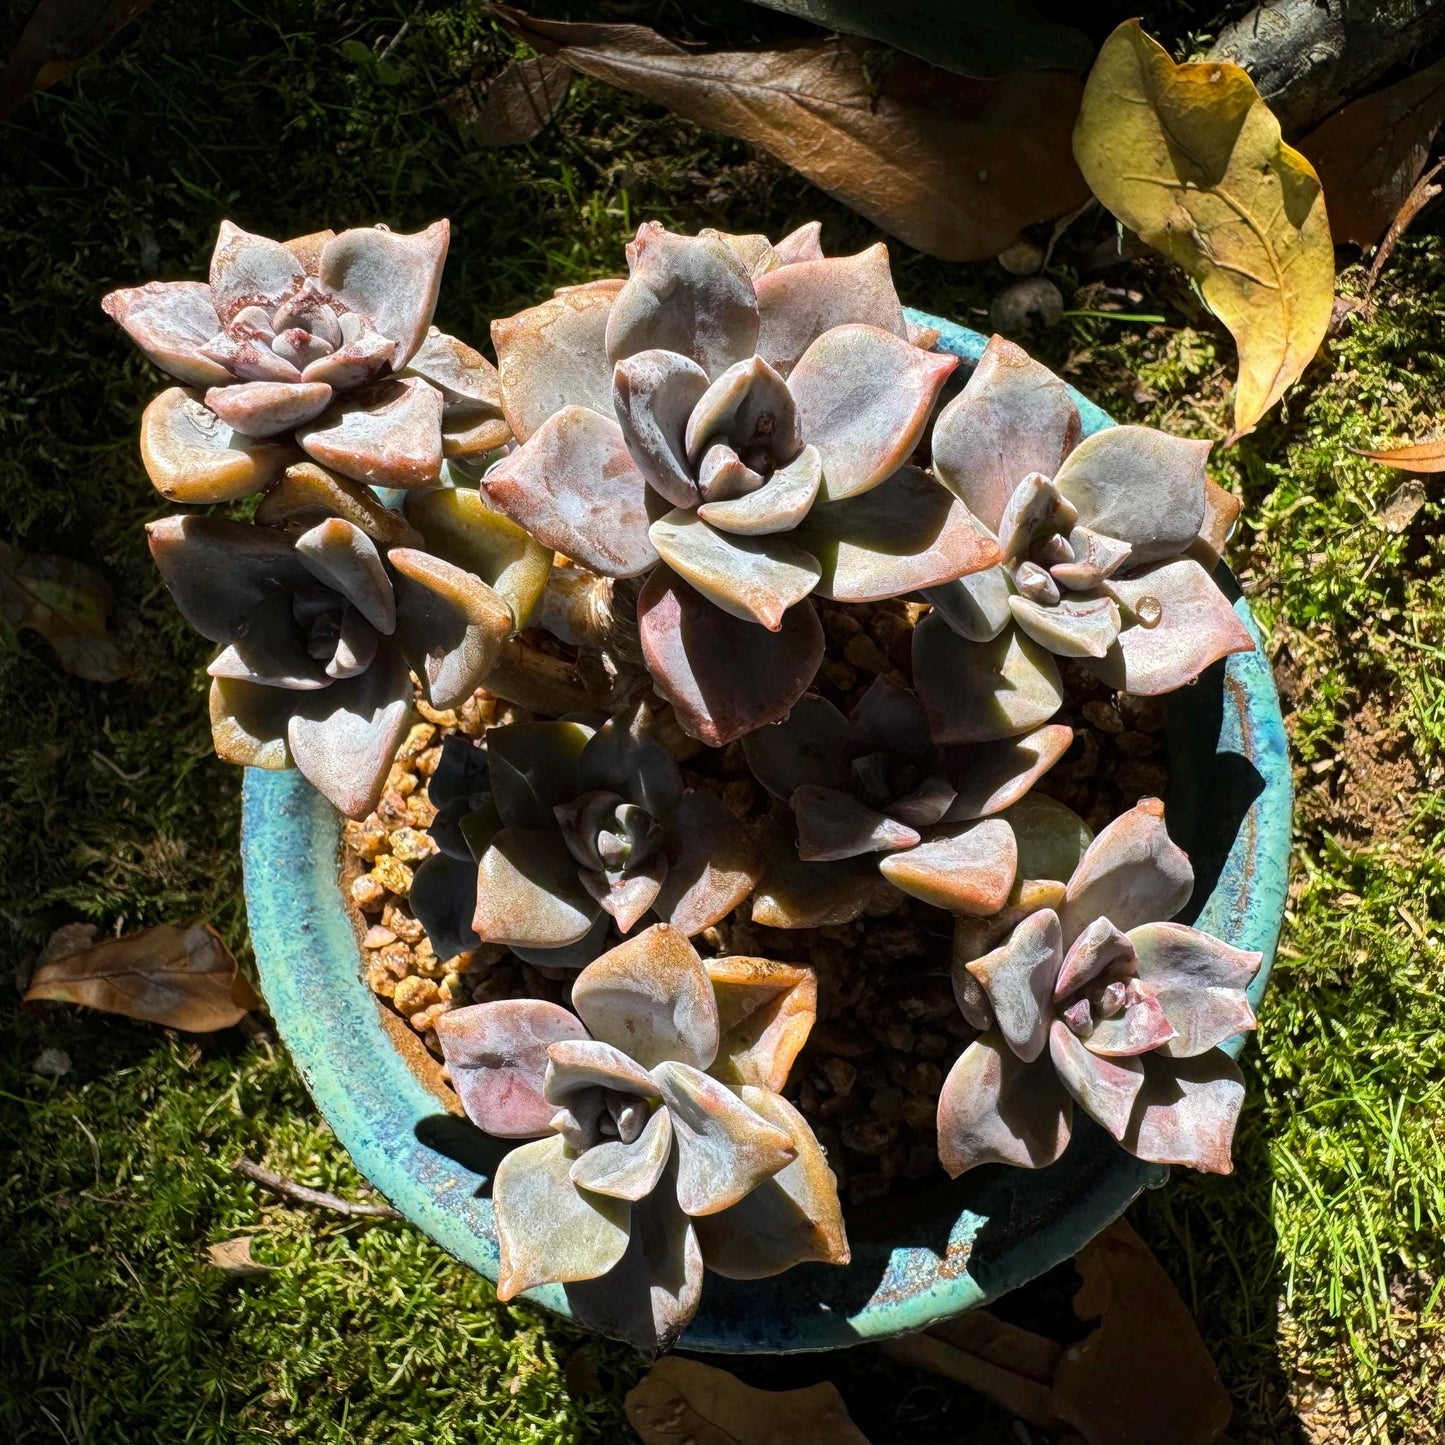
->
241, 312, 1291, 1353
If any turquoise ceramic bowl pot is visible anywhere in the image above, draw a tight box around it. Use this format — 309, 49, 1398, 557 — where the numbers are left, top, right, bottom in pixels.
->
241, 313, 1292, 1354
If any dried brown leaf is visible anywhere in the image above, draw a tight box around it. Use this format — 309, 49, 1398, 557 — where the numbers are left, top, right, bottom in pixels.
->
1300, 57, 1445, 248
0, 0, 153, 120
24, 922, 259, 1032
492, 8, 1089, 262
450, 54, 571, 146
1360, 437, 1445, 473
0, 539, 133, 682
205, 1236, 276, 1276
625, 1357, 871, 1444
1053, 1219, 1231, 1445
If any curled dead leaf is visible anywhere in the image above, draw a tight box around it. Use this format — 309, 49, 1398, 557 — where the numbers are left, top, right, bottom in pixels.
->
24, 922, 259, 1032
1074, 21, 1334, 442
0, 539, 133, 682
205, 1236, 277, 1277
493, 8, 1089, 262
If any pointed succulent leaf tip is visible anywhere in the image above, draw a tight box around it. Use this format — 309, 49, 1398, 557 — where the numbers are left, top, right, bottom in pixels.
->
570, 1106, 674, 1201
995, 471, 1078, 560
493, 1135, 632, 1300
485, 721, 592, 830
408, 852, 482, 960
741, 696, 849, 800
583, 857, 668, 934
1060, 798, 1194, 948
1129, 922, 1260, 1058
650, 1060, 796, 1216
286, 641, 414, 818
1053, 425, 1210, 567
570, 924, 720, 1071
483, 405, 658, 578
942, 723, 1074, 822
140, 387, 295, 502
209, 221, 306, 325
389, 547, 513, 710
694, 1086, 848, 1278
492, 278, 623, 443
1052, 525, 1133, 591
296, 377, 444, 488
1048, 1021, 1145, 1141
923, 565, 1013, 643
1055, 916, 1137, 999
791, 786, 920, 861
637, 568, 824, 748
789, 325, 957, 502
433, 999, 588, 1137
209, 677, 293, 769
700, 228, 782, 278
403, 485, 552, 629
612, 348, 709, 509
879, 817, 1018, 915
967, 909, 1062, 1064
931, 334, 1081, 533
753, 243, 908, 376
577, 704, 683, 820
101, 281, 230, 386
797, 465, 1002, 602
1193, 479, 1243, 569
684, 355, 800, 468
544, 1038, 661, 1103
315, 220, 448, 370
1087, 559, 1255, 695
648, 510, 821, 629
605, 223, 759, 379
652, 789, 764, 937
702, 957, 816, 1093
203, 380, 334, 437
293, 517, 395, 632
1123, 1050, 1246, 1173
751, 810, 895, 929
937, 1033, 1073, 1176
1008, 593, 1122, 659
697, 444, 822, 536
914, 612, 1065, 745
401, 327, 500, 410
474, 828, 598, 948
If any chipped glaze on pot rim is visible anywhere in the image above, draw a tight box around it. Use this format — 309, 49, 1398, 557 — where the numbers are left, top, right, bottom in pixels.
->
240, 312, 1292, 1354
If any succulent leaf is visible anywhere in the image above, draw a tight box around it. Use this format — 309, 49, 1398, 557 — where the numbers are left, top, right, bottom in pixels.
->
209, 221, 307, 325
486, 721, 593, 830
474, 827, 599, 948
208, 676, 293, 770
1008, 592, 1121, 659
878, 817, 1018, 915
544, 1038, 662, 1103
651, 789, 763, 937
1129, 922, 1260, 1058
408, 852, 484, 960
966, 909, 1061, 1063
293, 518, 396, 633
923, 566, 1013, 643
751, 811, 896, 929
1048, 1020, 1145, 1141
140, 387, 295, 502
740, 696, 849, 800
204, 379, 333, 436
484, 405, 659, 578
702, 958, 817, 1093
581, 856, 668, 933
577, 704, 684, 820
788, 324, 957, 502
791, 784, 921, 861
942, 723, 1074, 822
100, 281, 230, 386
1122, 1050, 1246, 1174
696, 444, 823, 536
296, 377, 445, 489
612, 348, 709, 508
256, 461, 423, 548
569, 1106, 674, 1201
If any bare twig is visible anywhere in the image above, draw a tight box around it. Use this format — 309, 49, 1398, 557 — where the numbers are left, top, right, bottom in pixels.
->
233, 1156, 401, 1219
1368, 159, 1445, 292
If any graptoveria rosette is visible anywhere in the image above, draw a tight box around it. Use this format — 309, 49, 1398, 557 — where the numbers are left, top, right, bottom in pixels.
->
103, 220, 508, 501
916, 335, 1255, 745
481, 221, 999, 747
937, 799, 1261, 1177
434, 924, 846, 1352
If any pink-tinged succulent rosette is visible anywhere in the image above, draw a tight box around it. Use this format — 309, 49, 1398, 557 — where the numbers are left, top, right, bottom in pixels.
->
481, 221, 999, 747
103, 220, 508, 500
435, 924, 846, 1353
915, 335, 1254, 746
938, 798, 1261, 1177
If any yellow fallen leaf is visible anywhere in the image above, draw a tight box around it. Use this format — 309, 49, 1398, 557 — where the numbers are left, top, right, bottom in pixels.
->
1073, 20, 1334, 441
24, 922, 259, 1032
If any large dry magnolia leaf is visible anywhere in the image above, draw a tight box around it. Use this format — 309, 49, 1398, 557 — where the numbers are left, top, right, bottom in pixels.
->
625, 1357, 871, 1444
449, 54, 572, 146
0, 0, 153, 120
1074, 20, 1333, 441
24, 922, 258, 1032
0, 540, 133, 682
1300, 56, 1445, 249
494, 9, 1089, 262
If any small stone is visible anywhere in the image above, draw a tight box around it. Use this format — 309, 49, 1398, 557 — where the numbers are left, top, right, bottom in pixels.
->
1119, 760, 1169, 799
883, 1021, 916, 1053
1115, 730, 1163, 758
823, 1058, 857, 1096
377, 789, 410, 825
32, 1047, 71, 1078
849, 1171, 890, 1206
379, 942, 414, 977
1119, 692, 1167, 732
908, 1061, 943, 1096
350, 874, 386, 911
843, 633, 889, 673
362, 926, 397, 950
1082, 699, 1124, 734
903, 1093, 937, 1131
393, 770, 419, 799
842, 1115, 899, 1155
370, 854, 413, 895
722, 779, 756, 818
399, 722, 437, 759
871, 1086, 905, 1123
343, 820, 387, 861
416, 746, 442, 778
990, 277, 1064, 337
393, 975, 439, 1018
812, 1024, 872, 1059
797, 1078, 820, 1114
382, 903, 425, 943
916, 1030, 949, 1060
822, 608, 862, 643
819, 660, 856, 693
389, 827, 436, 863
415, 701, 458, 728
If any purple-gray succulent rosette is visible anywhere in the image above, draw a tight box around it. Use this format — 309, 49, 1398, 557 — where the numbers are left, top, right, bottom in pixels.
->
103, 220, 508, 501
915, 335, 1255, 747
434, 924, 844, 1352
938, 798, 1261, 1177
480, 221, 999, 748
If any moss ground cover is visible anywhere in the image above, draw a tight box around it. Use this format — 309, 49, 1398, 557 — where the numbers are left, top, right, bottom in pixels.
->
2, 2, 1444, 1439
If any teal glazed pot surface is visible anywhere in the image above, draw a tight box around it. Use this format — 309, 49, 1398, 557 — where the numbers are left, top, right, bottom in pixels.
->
241, 313, 1292, 1353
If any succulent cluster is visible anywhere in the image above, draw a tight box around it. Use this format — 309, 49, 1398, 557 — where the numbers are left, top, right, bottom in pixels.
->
111, 215, 1265, 1354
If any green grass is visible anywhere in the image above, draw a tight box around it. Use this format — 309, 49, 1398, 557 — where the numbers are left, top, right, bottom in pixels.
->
3, 1, 1445, 1440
